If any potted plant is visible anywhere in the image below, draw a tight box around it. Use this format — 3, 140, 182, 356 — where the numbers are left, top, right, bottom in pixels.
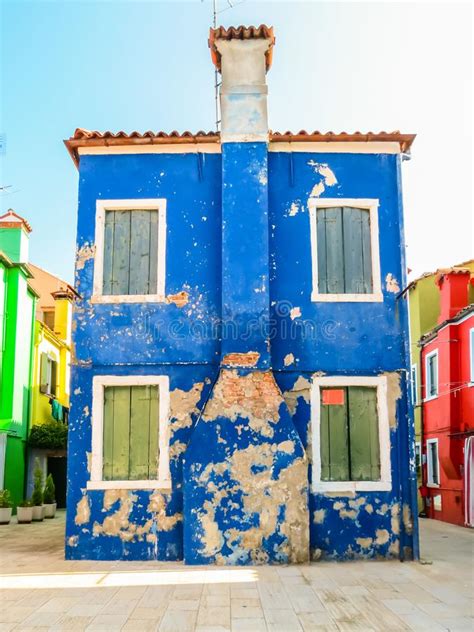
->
17, 500, 33, 523
43, 474, 56, 518
31, 460, 44, 521
0, 490, 13, 525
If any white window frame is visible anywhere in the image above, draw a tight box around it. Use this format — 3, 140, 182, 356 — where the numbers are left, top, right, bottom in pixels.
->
470, 328, 474, 385
310, 375, 391, 492
415, 441, 422, 470
425, 349, 439, 401
411, 363, 419, 406
309, 198, 383, 303
91, 199, 166, 304
426, 438, 440, 487
87, 375, 171, 491
40, 352, 58, 397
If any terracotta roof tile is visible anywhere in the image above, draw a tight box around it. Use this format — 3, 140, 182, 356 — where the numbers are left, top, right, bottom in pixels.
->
209, 25, 275, 71
65, 128, 415, 167
269, 130, 415, 152
0, 209, 32, 233
71, 128, 218, 141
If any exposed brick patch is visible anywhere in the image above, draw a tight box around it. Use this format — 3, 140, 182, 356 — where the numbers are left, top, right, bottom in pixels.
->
222, 351, 260, 367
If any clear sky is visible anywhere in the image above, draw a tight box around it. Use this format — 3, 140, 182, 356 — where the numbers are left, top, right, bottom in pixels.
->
1, 1, 472, 283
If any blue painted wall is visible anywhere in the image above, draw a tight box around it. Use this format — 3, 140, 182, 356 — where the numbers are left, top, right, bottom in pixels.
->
66, 147, 418, 563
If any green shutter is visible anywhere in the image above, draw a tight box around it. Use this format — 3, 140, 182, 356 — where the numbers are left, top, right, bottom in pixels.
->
320, 397, 331, 481
360, 209, 373, 293
429, 354, 438, 396
317, 206, 373, 295
129, 211, 157, 295
148, 211, 159, 294
103, 210, 157, 296
50, 360, 58, 397
103, 386, 115, 480
323, 208, 345, 294
40, 353, 49, 394
103, 385, 160, 481
316, 209, 328, 294
320, 388, 350, 481
109, 386, 131, 480
148, 386, 159, 478
102, 211, 115, 295
110, 211, 131, 295
342, 207, 373, 294
347, 386, 380, 481
129, 386, 152, 479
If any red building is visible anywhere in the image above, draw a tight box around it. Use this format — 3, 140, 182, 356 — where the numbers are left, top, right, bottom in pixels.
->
420, 270, 474, 527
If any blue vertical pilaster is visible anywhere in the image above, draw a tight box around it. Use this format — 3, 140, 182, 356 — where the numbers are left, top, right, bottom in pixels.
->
221, 142, 270, 368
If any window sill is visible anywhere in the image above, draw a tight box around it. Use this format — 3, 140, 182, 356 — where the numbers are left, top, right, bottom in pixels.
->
424, 395, 438, 403
312, 480, 392, 493
311, 292, 384, 303
87, 480, 172, 491
427, 483, 440, 489
90, 294, 166, 304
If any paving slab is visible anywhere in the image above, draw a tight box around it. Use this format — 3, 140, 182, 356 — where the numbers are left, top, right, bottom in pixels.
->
0, 512, 472, 631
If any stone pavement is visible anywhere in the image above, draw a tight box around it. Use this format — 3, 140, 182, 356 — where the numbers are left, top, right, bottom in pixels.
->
0, 512, 472, 631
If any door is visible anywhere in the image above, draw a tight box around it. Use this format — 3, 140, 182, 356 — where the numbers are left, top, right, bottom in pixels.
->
47, 456, 67, 509
464, 437, 474, 527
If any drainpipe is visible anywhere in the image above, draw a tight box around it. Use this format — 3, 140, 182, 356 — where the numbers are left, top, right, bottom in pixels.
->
396, 156, 420, 561
25, 292, 37, 501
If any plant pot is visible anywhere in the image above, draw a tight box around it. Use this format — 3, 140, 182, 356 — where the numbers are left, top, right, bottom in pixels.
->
0, 507, 12, 525
43, 503, 56, 519
32, 505, 44, 521
17, 506, 33, 523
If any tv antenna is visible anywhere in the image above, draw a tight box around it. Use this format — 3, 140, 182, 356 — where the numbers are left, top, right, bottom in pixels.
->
210, 0, 247, 132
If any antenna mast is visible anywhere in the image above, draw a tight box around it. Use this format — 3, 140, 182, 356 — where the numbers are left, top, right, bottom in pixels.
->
213, 0, 221, 132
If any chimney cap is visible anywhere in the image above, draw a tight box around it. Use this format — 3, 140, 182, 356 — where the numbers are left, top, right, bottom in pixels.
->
209, 25, 275, 72
0, 209, 32, 233
434, 267, 472, 287
51, 286, 80, 301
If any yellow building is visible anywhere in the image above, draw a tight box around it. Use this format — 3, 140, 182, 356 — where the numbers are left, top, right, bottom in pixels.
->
27, 264, 77, 506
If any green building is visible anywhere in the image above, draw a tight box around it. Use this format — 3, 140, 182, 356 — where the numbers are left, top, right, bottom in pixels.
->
0, 210, 37, 508
407, 259, 474, 510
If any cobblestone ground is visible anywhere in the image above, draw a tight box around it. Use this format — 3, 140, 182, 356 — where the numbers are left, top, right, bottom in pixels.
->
0, 511, 472, 631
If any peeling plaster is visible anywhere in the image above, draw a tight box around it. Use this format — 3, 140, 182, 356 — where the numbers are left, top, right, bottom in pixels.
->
383, 372, 402, 429
284, 353, 295, 367
282, 376, 311, 416
147, 492, 182, 532
196, 443, 309, 564
385, 273, 400, 293
403, 504, 413, 535
169, 382, 204, 435
75, 495, 90, 526
288, 202, 300, 217
391, 503, 401, 535
290, 307, 301, 320
307, 161, 338, 198
166, 291, 189, 307
313, 509, 326, 524
375, 529, 390, 545
75, 243, 95, 271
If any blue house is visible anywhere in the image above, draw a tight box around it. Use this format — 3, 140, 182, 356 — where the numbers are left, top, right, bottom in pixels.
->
65, 25, 418, 563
